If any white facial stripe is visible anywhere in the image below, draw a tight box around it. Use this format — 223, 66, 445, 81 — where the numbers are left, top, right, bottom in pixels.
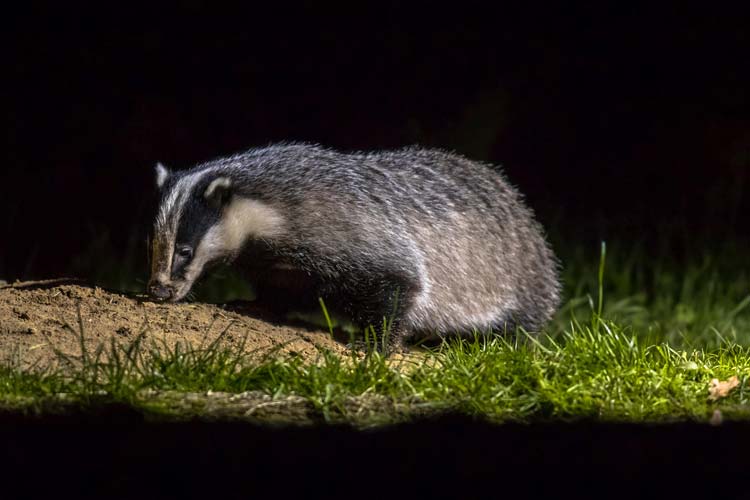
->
157, 171, 209, 229
150, 231, 174, 283
181, 224, 223, 286
153, 170, 214, 282
171, 196, 286, 301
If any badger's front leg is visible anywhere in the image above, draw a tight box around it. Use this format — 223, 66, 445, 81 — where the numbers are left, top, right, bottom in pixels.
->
326, 271, 418, 355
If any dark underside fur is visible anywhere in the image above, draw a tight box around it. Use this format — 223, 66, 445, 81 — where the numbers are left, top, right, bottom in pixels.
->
232, 241, 415, 350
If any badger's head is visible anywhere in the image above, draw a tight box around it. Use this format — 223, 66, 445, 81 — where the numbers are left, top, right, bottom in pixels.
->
147, 162, 284, 302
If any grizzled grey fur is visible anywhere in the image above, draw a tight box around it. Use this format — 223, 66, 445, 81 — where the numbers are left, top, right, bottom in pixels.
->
148, 143, 561, 351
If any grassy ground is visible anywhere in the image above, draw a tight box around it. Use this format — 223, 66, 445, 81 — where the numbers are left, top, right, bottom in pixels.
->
2, 242, 750, 426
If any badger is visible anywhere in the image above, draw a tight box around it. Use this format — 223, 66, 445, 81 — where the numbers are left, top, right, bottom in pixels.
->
148, 143, 560, 351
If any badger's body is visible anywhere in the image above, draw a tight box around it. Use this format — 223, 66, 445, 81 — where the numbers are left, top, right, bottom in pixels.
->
148, 143, 560, 350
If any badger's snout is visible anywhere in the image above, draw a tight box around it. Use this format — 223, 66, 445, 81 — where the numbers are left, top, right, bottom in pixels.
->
148, 281, 174, 301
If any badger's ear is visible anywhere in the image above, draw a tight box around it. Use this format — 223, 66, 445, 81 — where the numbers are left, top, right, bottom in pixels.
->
155, 162, 170, 189
204, 177, 233, 208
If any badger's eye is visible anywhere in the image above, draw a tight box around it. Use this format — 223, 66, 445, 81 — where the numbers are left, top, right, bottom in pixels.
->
176, 246, 193, 259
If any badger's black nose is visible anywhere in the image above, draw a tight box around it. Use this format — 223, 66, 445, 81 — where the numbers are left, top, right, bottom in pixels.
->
148, 282, 174, 301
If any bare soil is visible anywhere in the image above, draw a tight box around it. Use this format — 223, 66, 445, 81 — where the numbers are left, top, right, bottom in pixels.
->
0, 279, 354, 369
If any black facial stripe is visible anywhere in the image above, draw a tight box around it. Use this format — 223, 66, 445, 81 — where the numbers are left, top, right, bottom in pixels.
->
171, 184, 224, 278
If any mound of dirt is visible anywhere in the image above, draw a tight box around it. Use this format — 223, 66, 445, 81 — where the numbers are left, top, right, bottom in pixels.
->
0, 280, 353, 369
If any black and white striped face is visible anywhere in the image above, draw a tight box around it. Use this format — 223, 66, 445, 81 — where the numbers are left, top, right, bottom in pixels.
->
147, 163, 285, 302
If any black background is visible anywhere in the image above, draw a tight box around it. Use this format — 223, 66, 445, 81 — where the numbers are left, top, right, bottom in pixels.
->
2, 412, 750, 498
2, 3, 749, 281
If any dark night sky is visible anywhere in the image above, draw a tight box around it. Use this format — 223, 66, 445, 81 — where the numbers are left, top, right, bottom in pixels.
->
2, 3, 749, 281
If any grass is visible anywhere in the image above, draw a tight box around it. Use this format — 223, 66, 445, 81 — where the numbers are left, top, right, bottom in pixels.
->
2, 241, 750, 426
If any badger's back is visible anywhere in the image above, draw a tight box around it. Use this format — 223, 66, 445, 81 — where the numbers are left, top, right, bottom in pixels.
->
204, 144, 560, 336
